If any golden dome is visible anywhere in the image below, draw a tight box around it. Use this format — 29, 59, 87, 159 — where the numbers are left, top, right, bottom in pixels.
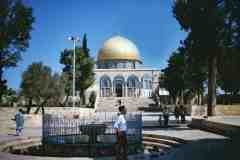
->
98, 36, 141, 63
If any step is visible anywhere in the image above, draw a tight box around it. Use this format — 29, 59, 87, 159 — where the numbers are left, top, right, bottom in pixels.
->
11, 139, 41, 150
0, 137, 41, 152
144, 145, 164, 151
143, 137, 180, 147
144, 145, 166, 155
143, 133, 187, 144
96, 97, 155, 112
143, 141, 171, 150
11, 142, 41, 150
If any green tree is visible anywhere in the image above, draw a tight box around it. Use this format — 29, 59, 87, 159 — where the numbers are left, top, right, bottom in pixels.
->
162, 45, 207, 105
20, 62, 62, 114
218, 48, 240, 104
60, 34, 95, 105
162, 50, 186, 104
184, 59, 206, 104
180, 40, 207, 104
2, 88, 18, 106
47, 73, 65, 107
0, 0, 34, 103
59, 72, 71, 106
173, 0, 240, 116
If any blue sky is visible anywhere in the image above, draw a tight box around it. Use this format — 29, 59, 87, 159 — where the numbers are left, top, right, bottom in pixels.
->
5, 0, 187, 90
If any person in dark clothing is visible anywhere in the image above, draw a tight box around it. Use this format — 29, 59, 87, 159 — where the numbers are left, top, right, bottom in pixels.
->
179, 105, 186, 123
163, 106, 169, 127
174, 104, 180, 123
117, 99, 122, 106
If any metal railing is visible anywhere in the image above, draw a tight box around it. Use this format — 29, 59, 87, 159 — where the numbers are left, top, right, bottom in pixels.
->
42, 112, 142, 156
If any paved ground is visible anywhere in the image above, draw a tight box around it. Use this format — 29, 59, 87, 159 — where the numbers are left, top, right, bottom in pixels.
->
143, 120, 239, 160
208, 116, 240, 127
164, 133, 238, 160
0, 126, 231, 160
0, 109, 238, 160
144, 125, 227, 141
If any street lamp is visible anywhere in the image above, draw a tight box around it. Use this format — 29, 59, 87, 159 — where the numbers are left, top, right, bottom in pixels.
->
68, 36, 80, 108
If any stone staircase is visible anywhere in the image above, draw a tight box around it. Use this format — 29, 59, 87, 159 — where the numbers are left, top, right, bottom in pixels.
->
95, 97, 155, 112
143, 133, 187, 156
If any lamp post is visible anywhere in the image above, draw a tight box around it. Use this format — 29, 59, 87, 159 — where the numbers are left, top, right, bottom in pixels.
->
68, 36, 80, 108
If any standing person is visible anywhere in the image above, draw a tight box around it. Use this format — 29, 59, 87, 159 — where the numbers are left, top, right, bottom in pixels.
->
114, 105, 128, 160
116, 99, 122, 116
14, 109, 24, 136
163, 106, 169, 128
174, 103, 180, 123
116, 99, 122, 107
180, 105, 186, 123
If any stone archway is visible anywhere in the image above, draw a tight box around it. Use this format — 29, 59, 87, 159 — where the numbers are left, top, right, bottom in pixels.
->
116, 83, 123, 97
100, 75, 112, 97
113, 76, 125, 97
127, 75, 140, 97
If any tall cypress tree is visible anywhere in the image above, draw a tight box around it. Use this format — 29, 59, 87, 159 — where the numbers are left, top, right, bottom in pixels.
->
60, 34, 95, 105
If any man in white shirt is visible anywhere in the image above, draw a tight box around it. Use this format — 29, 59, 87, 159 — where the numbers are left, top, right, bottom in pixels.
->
114, 105, 128, 160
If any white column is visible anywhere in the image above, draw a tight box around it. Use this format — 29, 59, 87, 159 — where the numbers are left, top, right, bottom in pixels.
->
125, 81, 127, 97
112, 86, 114, 97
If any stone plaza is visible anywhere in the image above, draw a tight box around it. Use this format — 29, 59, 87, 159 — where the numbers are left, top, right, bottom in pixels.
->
0, 107, 239, 160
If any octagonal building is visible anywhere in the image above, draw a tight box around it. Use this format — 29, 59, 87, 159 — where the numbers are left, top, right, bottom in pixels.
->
87, 36, 162, 112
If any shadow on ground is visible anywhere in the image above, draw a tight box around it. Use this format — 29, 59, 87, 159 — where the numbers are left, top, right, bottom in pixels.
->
144, 126, 193, 132
166, 137, 239, 160
92, 138, 240, 160
144, 120, 192, 131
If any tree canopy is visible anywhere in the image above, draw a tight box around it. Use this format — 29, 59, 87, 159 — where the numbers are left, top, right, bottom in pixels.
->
162, 45, 206, 105
20, 62, 64, 114
218, 48, 240, 104
0, 0, 34, 103
162, 50, 185, 103
173, 0, 240, 116
60, 34, 95, 105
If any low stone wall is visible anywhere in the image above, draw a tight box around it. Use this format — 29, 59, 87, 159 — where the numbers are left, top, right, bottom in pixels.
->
0, 107, 95, 115
216, 105, 240, 116
190, 117, 240, 138
191, 105, 240, 117
43, 107, 95, 115
191, 105, 206, 117
0, 107, 95, 133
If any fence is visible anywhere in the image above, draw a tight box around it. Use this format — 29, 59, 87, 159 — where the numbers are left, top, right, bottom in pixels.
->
42, 112, 142, 156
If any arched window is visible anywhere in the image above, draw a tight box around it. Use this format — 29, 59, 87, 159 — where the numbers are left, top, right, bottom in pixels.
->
143, 74, 152, 89
100, 76, 111, 97
113, 75, 125, 97
127, 75, 139, 97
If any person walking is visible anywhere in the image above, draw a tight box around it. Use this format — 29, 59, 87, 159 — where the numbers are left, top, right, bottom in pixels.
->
163, 106, 169, 128
174, 104, 180, 123
114, 105, 128, 160
14, 109, 24, 136
180, 105, 186, 123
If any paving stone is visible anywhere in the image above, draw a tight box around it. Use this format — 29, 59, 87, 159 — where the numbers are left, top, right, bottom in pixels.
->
0, 108, 239, 160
